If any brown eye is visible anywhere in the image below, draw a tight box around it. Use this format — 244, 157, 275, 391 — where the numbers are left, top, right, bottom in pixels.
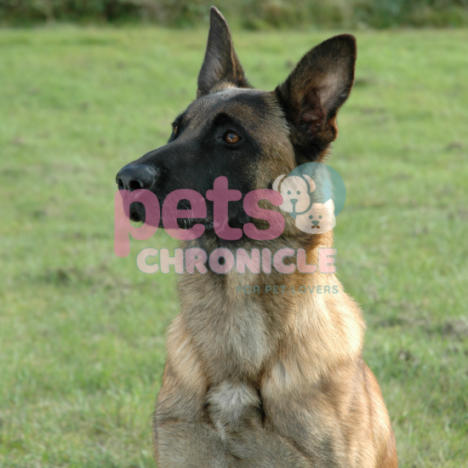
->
173, 125, 178, 136
224, 132, 240, 144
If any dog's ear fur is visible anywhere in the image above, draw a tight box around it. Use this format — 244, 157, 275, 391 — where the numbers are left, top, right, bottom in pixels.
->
276, 34, 356, 162
197, 7, 250, 98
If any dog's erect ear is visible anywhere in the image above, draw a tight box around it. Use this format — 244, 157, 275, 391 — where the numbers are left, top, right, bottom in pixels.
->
276, 34, 356, 161
197, 7, 249, 98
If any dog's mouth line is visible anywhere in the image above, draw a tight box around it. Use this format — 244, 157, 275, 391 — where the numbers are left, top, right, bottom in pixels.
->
128, 206, 216, 230
129, 199, 250, 232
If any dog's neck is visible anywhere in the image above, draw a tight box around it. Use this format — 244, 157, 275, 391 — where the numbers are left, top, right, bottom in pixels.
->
179, 232, 336, 313
174, 232, 364, 385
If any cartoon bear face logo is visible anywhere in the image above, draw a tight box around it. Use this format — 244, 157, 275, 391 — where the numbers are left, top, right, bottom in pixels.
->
272, 174, 315, 215
295, 199, 336, 234
272, 162, 345, 235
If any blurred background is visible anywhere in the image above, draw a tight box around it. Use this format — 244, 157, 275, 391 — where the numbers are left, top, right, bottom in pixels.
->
2, 0, 468, 28
0, 1, 467, 467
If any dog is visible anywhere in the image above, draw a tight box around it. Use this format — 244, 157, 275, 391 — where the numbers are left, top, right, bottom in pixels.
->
116, 7, 398, 467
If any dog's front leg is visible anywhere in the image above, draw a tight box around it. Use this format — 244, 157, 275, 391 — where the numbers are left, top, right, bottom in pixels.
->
153, 315, 232, 467
262, 359, 382, 468
225, 424, 313, 468
154, 370, 229, 467
155, 419, 229, 468
204, 380, 312, 467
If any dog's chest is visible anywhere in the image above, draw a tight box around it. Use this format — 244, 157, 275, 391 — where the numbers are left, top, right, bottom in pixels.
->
207, 381, 261, 435
186, 295, 271, 379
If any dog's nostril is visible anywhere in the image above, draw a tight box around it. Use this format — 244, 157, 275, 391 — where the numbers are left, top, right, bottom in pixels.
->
129, 180, 141, 192
116, 164, 159, 192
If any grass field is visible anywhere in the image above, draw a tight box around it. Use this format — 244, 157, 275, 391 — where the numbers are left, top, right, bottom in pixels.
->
0, 25, 467, 467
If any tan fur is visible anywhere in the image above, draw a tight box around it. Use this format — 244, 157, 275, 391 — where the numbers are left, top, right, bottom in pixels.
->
151, 7, 397, 467
154, 242, 397, 466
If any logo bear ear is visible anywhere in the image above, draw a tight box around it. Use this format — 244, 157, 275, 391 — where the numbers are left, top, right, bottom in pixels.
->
325, 198, 335, 211
302, 174, 316, 193
272, 174, 286, 193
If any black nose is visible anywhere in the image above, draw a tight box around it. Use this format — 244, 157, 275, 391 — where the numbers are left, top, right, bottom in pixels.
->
116, 165, 159, 191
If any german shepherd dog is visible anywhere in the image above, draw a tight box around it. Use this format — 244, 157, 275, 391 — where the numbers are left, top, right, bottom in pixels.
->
116, 7, 397, 467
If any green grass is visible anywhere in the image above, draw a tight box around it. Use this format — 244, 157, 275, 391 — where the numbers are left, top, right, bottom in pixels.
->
0, 25, 467, 467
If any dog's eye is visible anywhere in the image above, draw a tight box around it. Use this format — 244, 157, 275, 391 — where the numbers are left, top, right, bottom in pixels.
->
173, 125, 178, 136
224, 132, 240, 144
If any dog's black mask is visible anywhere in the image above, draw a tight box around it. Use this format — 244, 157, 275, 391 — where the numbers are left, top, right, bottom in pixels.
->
116, 89, 268, 232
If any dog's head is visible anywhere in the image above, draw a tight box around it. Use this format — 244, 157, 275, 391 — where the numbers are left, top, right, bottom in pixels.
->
116, 7, 356, 238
